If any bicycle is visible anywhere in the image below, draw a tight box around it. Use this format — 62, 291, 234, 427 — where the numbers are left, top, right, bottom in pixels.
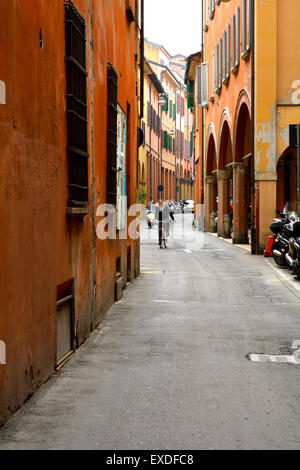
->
158, 221, 168, 249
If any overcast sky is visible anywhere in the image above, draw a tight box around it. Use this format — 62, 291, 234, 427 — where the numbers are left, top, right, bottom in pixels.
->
144, 0, 202, 58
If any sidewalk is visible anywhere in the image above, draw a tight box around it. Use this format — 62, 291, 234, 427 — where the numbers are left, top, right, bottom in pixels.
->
208, 232, 252, 253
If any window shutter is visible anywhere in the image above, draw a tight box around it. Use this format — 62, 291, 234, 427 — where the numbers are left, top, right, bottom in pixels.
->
241, 0, 246, 55
231, 15, 235, 70
222, 31, 226, 82
215, 44, 218, 90
163, 95, 169, 112
173, 103, 176, 120
211, 53, 214, 98
246, 0, 251, 51
235, 7, 240, 66
197, 63, 208, 107
196, 65, 201, 106
106, 63, 118, 206
211, 0, 215, 17
226, 24, 230, 78
219, 38, 222, 88
187, 80, 195, 110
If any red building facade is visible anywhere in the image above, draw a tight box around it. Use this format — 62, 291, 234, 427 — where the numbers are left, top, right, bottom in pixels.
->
0, 0, 141, 425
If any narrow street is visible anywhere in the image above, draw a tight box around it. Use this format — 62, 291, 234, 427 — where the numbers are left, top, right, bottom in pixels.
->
0, 214, 300, 450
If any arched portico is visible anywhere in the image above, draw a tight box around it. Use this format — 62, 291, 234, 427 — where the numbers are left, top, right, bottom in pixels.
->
205, 131, 218, 231
218, 119, 233, 238
232, 99, 251, 244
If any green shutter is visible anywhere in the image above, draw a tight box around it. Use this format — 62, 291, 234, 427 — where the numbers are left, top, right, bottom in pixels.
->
187, 80, 195, 110
173, 103, 176, 121
190, 131, 193, 158
169, 100, 172, 117
163, 95, 169, 113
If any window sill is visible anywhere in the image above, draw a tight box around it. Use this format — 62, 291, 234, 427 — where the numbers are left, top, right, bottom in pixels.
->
231, 64, 239, 76
66, 207, 89, 219
241, 50, 250, 61
223, 76, 230, 87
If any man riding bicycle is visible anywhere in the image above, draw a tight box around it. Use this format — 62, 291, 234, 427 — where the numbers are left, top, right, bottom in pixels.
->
155, 200, 175, 247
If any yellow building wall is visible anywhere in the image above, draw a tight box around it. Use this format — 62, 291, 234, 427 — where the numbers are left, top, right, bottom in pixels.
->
255, 0, 300, 247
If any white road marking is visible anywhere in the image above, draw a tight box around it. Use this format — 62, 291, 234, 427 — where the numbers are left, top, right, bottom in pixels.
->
249, 342, 300, 365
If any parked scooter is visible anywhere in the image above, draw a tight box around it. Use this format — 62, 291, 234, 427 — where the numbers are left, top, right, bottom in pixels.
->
146, 210, 155, 229
271, 211, 295, 267
285, 218, 300, 279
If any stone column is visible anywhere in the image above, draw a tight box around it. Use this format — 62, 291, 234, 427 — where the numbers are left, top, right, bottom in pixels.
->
217, 170, 231, 238
205, 175, 217, 231
232, 163, 249, 244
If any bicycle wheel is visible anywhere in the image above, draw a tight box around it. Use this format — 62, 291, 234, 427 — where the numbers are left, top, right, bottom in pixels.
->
159, 223, 163, 248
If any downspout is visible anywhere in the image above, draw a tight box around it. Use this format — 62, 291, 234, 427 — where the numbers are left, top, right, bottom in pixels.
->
149, 83, 152, 200
137, 0, 144, 196
250, 0, 256, 254
201, 0, 204, 206
88, 0, 96, 329
139, 0, 144, 120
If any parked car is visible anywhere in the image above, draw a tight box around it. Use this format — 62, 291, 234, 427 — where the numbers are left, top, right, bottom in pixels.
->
183, 200, 195, 212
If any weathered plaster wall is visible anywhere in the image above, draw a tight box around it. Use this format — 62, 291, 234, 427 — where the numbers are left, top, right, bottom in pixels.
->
0, 0, 139, 425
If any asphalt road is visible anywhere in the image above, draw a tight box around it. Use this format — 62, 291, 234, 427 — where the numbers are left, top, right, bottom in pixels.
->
0, 214, 300, 450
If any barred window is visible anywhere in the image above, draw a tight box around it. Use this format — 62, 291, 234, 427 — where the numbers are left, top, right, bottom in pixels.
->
65, 0, 88, 206
106, 63, 118, 206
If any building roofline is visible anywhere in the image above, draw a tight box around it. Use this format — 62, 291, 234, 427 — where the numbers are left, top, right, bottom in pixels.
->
184, 51, 202, 84
144, 59, 165, 95
147, 60, 186, 89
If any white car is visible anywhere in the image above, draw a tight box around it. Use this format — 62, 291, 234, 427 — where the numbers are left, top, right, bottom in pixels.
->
184, 200, 195, 212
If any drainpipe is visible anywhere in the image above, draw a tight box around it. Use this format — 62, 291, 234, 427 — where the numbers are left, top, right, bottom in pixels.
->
175, 85, 183, 201
250, 0, 256, 254
139, 0, 144, 120
201, 0, 204, 206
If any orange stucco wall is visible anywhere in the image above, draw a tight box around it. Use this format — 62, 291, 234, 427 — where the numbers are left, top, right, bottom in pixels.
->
204, 0, 251, 169
0, 0, 139, 425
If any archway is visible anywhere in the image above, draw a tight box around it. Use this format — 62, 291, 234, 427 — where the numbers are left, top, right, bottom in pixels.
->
205, 132, 218, 231
277, 148, 297, 213
232, 101, 251, 244
176, 164, 180, 201
218, 120, 233, 238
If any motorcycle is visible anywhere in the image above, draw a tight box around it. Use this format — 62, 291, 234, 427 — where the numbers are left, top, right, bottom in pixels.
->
285, 218, 300, 279
271, 211, 295, 267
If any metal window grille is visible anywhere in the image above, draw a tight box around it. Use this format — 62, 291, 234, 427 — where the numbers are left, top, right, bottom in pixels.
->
106, 63, 118, 206
65, 0, 88, 206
